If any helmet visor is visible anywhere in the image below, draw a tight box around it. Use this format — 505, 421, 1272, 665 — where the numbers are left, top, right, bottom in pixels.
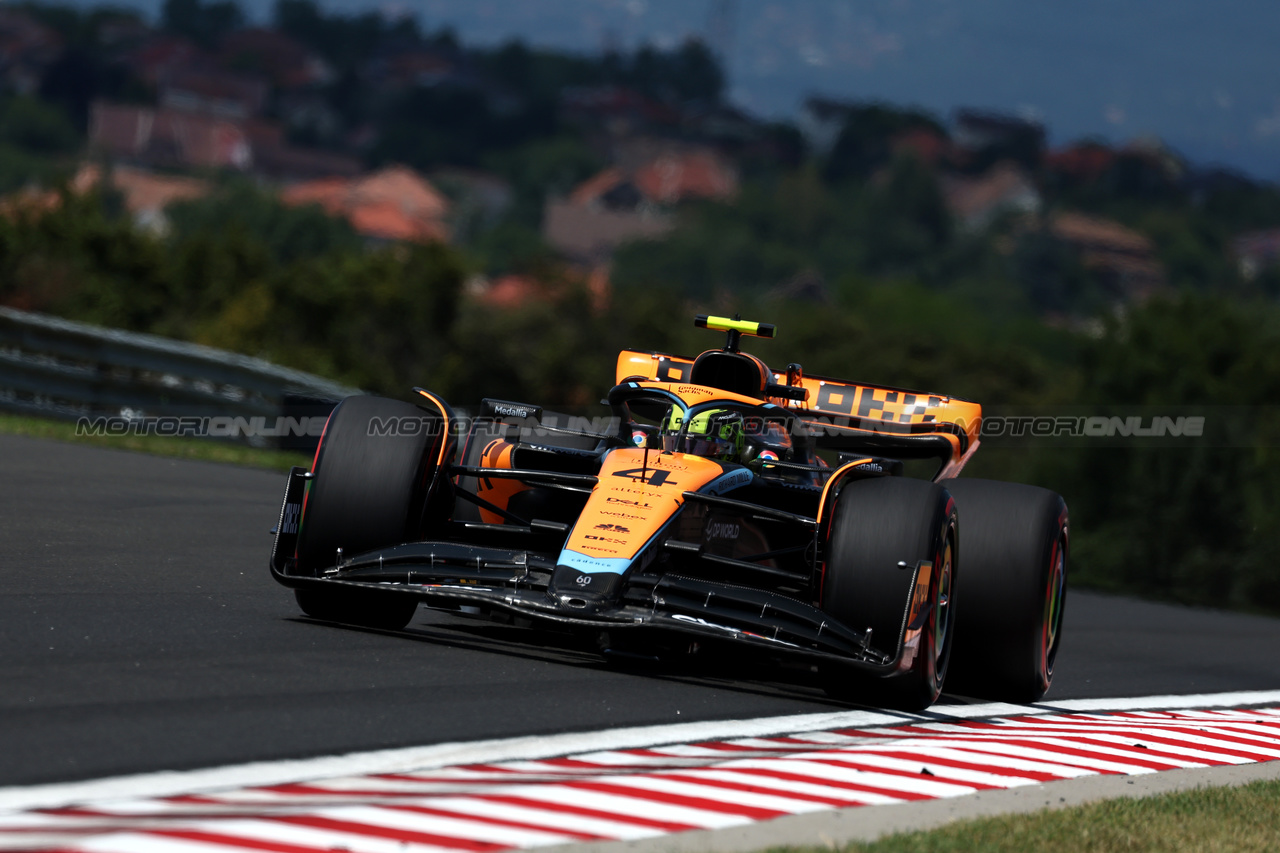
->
684, 435, 734, 458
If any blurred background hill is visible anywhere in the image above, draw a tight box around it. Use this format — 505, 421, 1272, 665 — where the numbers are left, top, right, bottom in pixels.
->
2, 0, 1280, 613
32, 0, 1280, 181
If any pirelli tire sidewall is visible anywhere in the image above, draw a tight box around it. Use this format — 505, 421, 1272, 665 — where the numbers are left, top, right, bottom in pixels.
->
822, 476, 958, 710
295, 395, 442, 576
942, 477, 1069, 703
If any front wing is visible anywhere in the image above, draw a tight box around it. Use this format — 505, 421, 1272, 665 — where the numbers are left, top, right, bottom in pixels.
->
271, 469, 923, 676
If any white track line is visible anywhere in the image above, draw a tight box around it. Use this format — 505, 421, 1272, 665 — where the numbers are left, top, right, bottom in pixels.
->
1, 704, 1278, 853
2, 689, 1279, 815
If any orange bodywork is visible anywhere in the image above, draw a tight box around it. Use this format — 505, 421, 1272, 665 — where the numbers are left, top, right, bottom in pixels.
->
559, 448, 735, 573
472, 439, 532, 524
414, 388, 455, 468
628, 379, 766, 409
617, 349, 982, 475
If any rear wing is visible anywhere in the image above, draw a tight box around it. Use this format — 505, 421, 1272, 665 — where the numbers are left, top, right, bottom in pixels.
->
616, 349, 982, 478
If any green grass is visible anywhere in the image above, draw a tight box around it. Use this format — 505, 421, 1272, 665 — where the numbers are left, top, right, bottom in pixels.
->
778, 779, 1280, 853
0, 412, 312, 472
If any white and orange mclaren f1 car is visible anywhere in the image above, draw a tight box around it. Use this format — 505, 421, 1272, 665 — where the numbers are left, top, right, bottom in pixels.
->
270, 316, 1067, 709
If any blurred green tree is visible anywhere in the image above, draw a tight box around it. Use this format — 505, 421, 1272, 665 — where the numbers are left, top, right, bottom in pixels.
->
165, 181, 363, 265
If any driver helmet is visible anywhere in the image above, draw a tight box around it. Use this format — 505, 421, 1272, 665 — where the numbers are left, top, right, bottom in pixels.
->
663, 407, 745, 462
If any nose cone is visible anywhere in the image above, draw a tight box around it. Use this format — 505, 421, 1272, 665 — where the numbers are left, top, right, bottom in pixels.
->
548, 564, 623, 613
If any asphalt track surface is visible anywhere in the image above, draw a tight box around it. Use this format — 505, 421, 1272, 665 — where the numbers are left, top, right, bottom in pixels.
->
4, 434, 1280, 790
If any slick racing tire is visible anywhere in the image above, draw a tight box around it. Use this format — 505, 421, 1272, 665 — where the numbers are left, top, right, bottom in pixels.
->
941, 478, 1068, 703
822, 477, 957, 711
293, 395, 443, 630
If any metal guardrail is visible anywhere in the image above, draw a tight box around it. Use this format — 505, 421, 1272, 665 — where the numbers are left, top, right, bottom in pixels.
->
0, 307, 362, 446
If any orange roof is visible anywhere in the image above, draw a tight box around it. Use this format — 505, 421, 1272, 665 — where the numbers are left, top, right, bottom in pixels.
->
569, 168, 625, 206
2, 164, 211, 221
632, 152, 737, 204
280, 165, 450, 243
475, 274, 547, 309
348, 200, 448, 243
1051, 212, 1152, 254
350, 166, 449, 220
569, 151, 738, 208
942, 163, 1039, 226
1048, 211, 1164, 298
75, 164, 210, 214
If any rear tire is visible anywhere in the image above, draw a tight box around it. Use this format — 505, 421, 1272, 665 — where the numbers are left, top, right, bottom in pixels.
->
821, 477, 957, 710
293, 395, 444, 630
942, 478, 1068, 702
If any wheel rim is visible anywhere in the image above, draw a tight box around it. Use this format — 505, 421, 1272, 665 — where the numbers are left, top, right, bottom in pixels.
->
1042, 537, 1066, 675
932, 534, 954, 672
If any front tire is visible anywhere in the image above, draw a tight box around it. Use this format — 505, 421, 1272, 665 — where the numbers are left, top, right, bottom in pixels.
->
822, 477, 958, 710
942, 478, 1068, 702
293, 395, 443, 630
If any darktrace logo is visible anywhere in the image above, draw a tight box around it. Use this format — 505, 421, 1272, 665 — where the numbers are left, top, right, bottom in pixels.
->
594, 523, 631, 533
